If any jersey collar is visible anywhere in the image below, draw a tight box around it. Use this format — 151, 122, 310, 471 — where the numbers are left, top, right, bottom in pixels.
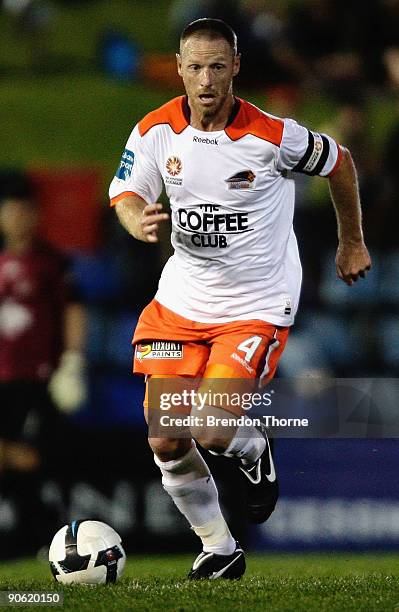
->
182, 96, 241, 131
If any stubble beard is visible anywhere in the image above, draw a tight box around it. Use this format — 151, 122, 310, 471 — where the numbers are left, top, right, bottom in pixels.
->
198, 94, 228, 126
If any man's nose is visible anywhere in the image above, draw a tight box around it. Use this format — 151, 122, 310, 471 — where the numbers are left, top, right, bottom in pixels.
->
200, 68, 213, 87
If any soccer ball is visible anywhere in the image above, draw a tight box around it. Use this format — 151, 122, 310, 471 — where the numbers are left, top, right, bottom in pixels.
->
49, 520, 126, 585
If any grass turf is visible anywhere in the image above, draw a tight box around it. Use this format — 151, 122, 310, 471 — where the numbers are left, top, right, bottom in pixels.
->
0, 553, 398, 611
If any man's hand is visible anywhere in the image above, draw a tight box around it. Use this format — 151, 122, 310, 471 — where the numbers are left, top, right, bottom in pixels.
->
335, 241, 371, 286
115, 196, 169, 243
48, 350, 87, 413
140, 203, 169, 243
328, 147, 371, 286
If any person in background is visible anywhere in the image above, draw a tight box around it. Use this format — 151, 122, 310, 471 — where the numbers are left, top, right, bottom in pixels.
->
0, 171, 87, 551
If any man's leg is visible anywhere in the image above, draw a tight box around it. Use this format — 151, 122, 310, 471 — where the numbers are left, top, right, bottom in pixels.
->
149, 435, 236, 555
149, 435, 245, 579
189, 365, 269, 463
191, 400, 277, 524
145, 375, 245, 579
190, 339, 289, 525
132, 298, 248, 577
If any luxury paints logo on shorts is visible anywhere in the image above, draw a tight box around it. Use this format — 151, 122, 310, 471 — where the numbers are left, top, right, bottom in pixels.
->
135, 341, 184, 360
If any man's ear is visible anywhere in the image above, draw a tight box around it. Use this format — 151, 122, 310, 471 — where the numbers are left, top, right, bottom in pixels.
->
233, 53, 241, 77
176, 53, 182, 77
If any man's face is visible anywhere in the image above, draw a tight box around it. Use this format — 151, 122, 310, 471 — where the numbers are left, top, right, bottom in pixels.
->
177, 35, 240, 120
0, 198, 38, 241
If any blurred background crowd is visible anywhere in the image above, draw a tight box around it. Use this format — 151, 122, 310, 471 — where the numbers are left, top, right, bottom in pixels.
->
0, 0, 398, 558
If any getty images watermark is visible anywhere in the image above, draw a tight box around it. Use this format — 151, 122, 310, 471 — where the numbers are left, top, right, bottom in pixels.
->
148, 377, 399, 438
157, 387, 308, 429
159, 388, 274, 411
158, 413, 309, 428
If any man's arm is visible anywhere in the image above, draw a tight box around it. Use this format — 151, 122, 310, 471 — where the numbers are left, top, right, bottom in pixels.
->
328, 147, 371, 286
63, 301, 86, 353
115, 194, 169, 243
48, 298, 88, 413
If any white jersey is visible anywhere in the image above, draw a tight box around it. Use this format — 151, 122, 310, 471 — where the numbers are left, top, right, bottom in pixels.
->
109, 96, 341, 326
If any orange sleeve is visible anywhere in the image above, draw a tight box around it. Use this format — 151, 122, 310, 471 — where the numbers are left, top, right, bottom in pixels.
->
110, 191, 146, 207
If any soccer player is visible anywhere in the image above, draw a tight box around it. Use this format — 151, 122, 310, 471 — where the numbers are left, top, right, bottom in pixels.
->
0, 177, 87, 550
109, 19, 371, 579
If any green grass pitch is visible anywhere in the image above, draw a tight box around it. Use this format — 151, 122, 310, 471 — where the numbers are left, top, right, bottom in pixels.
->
0, 553, 398, 611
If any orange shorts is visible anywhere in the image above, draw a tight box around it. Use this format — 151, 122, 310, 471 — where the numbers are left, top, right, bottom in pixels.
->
133, 300, 289, 385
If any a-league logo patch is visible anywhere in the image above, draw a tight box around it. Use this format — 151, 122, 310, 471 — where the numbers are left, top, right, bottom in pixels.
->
166, 156, 182, 176
115, 149, 135, 180
165, 156, 183, 186
135, 341, 183, 360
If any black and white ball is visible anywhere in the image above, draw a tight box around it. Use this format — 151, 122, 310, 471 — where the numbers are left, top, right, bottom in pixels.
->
49, 520, 126, 585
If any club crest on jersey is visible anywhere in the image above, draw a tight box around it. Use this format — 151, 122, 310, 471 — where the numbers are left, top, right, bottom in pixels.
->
115, 149, 134, 181
225, 170, 256, 190
165, 156, 183, 186
135, 341, 183, 360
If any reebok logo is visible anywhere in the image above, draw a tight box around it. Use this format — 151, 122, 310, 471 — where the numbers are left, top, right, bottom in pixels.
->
193, 136, 218, 145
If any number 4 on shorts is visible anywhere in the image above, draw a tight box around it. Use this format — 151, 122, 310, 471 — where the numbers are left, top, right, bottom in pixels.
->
237, 336, 262, 363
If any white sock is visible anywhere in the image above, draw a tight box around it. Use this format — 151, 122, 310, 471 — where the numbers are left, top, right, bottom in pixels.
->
223, 424, 266, 465
154, 445, 236, 555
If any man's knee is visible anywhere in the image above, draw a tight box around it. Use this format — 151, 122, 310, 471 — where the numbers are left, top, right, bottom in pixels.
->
192, 432, 231, 454
148, 436, 191, 462
190, 422, 232, 454
190, 405, 236, 454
